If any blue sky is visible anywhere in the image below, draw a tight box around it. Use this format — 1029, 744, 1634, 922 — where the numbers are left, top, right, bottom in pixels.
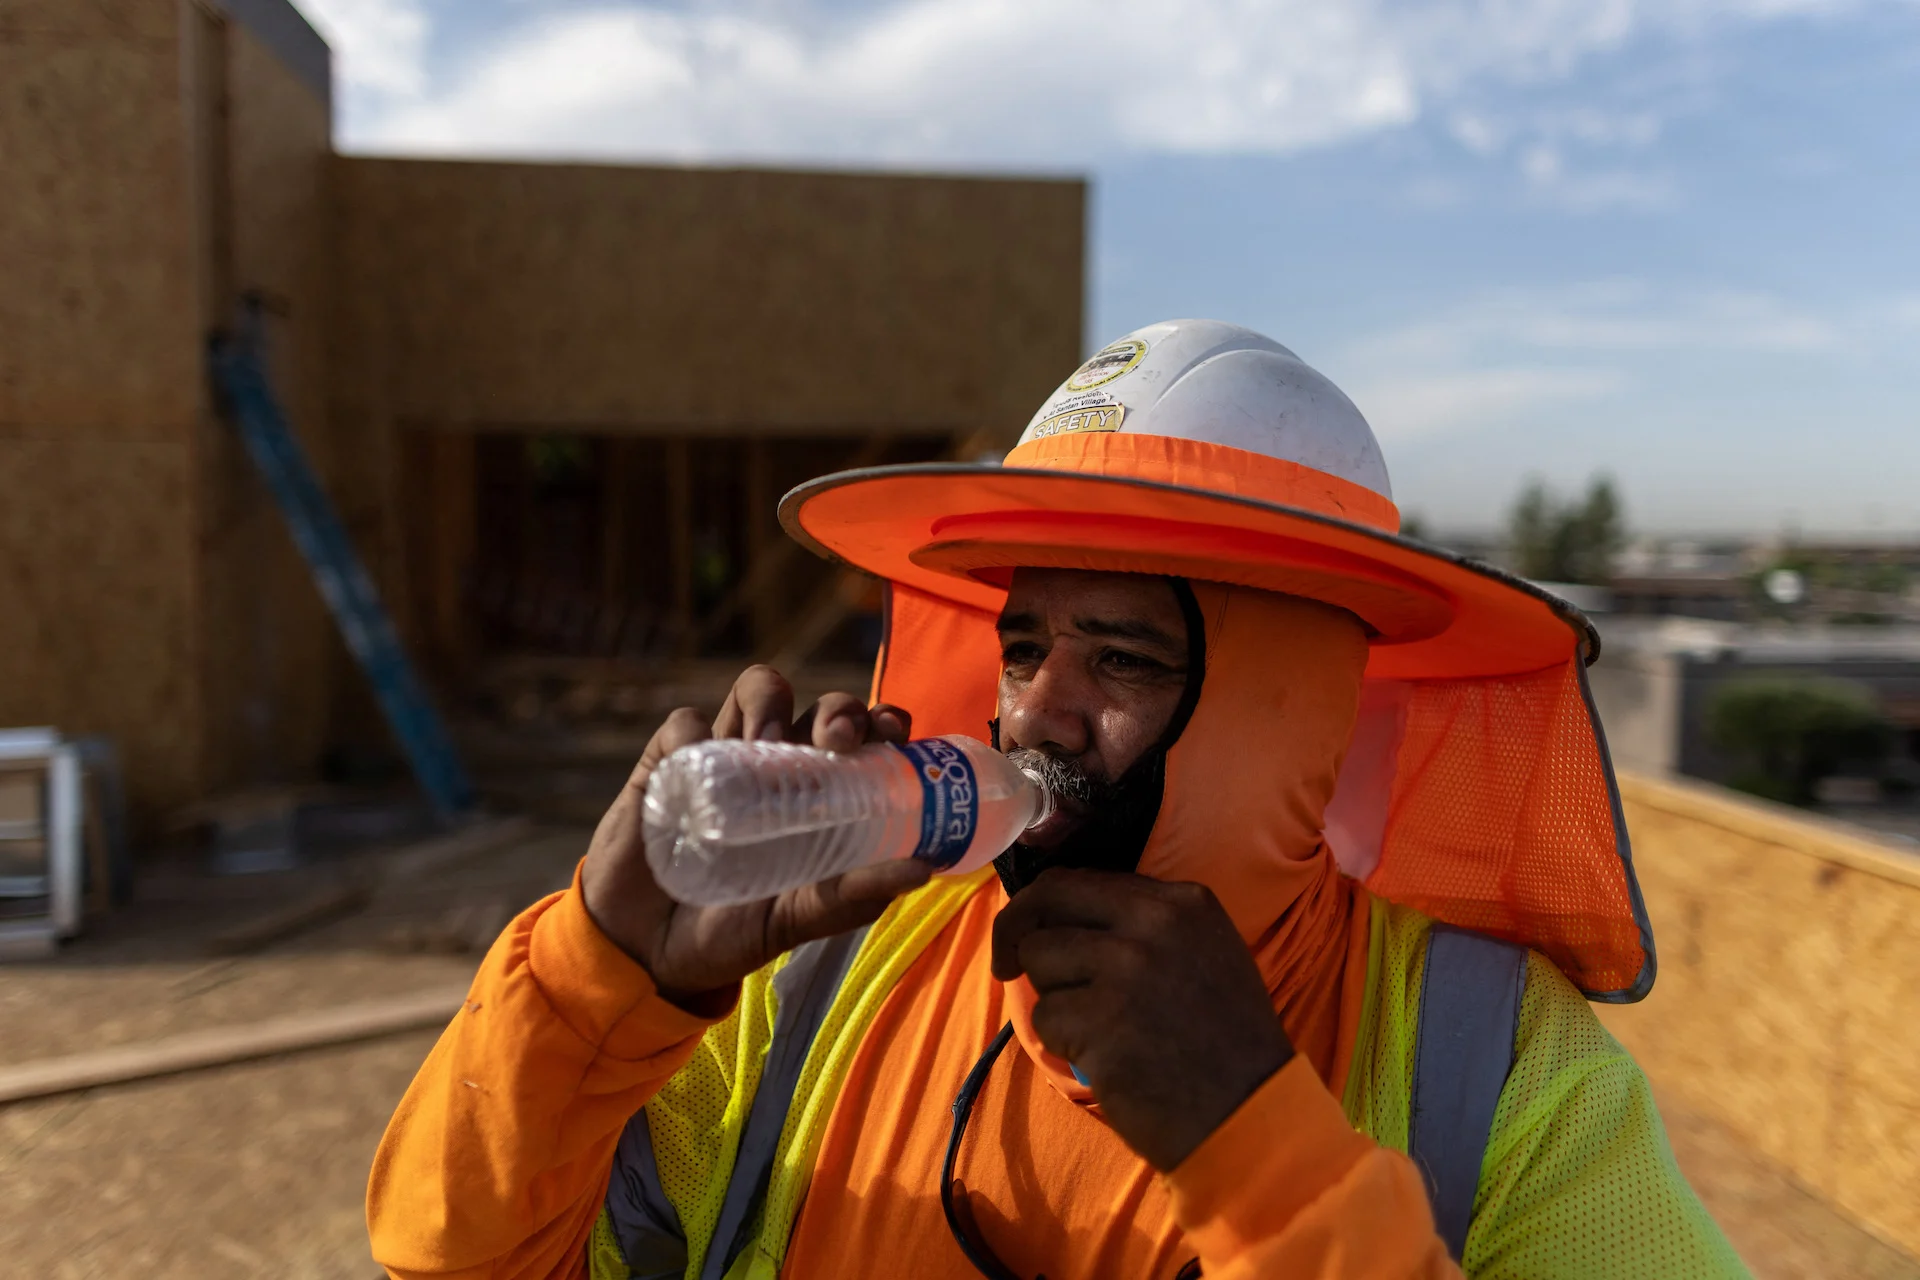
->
300, 0, 1920, 536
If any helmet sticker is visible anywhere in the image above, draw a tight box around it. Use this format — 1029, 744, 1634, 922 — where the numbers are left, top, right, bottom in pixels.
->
1064, 338, 1148, 392
1029, 402, 1126, 439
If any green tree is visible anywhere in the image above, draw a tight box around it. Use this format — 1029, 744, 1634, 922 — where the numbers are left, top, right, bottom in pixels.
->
1705, 677, 1892, 805
1510, 481, 1553, 576
1507, 475, 1626, 585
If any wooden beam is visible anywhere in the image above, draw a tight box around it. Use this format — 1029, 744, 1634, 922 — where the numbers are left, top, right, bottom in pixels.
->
199, 815, 534, 956
431, 431, 477, 676
601, 437, 632, 613
0, 987, 471, 1106
667, 439, 694, 652
694, 432, 892, 650
207, 883, 373, 956
380, 815, 536, 881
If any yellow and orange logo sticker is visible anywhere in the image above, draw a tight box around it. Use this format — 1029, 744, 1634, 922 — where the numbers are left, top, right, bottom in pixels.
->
1063, 339, 1148, 392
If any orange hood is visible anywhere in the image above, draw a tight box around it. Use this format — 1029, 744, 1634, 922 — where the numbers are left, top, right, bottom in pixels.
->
1002, 583, 1378, 1099
855, 571, 1650, 1003
1139, 584, 1368, 940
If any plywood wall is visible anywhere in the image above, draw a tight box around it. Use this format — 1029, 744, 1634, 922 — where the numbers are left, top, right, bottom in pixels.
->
0, 440, 201, 808
0, 0, 202, 432
0, 0, 205, 819
193, 12, 340, 797
330, 159, 1086, 440
1599, 773, 1920, 1258
1, 0, 346, 824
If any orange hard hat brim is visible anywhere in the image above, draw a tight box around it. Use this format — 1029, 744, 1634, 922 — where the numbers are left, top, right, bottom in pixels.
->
783, 433, 1652, 1002
781, 463, 1597, 683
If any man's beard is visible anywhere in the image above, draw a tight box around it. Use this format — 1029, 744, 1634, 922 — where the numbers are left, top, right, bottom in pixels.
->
993, 746, 1170, 896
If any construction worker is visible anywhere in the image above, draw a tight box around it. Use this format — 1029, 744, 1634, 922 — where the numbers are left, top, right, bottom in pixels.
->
368, 321, 1747, 1278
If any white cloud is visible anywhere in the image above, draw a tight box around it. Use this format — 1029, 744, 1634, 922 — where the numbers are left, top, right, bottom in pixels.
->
351, 1, 1422, 164
306, 0, 1892, 166
1886, 295, 1920, 330
1447, 112, 1506, 155
1332, 279, 1863, 442
1551, 107, 1664, 147
296, 0, 428, 96
1520, 143, 1564, 184
1525, 167, 1676, 211
1353, 282, 1842, 365
1439, 90, 1681, 207
1347, 367, 1625, 442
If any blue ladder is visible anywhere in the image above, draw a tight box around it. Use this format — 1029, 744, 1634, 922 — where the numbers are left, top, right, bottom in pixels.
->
209, 308, 474, 819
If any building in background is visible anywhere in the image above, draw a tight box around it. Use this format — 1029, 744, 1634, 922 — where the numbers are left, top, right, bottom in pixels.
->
0, 0, 1086, 831
1606, 540, 1758, 622
1585, 618, 1920, 840
1427, 518, 1920, 831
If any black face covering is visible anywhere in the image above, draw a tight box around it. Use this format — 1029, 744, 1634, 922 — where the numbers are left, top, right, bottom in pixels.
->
991, 578, 1208, 897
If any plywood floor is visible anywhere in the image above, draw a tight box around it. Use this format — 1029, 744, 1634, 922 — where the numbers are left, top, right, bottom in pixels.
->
0, 825, 1911, 1279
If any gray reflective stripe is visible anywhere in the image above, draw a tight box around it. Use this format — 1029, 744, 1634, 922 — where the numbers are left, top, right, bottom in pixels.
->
707, 925, 869, 1279
607, 1111, 687, 1280
603, 926, 870, 1279
1409, 926, 1527, 1263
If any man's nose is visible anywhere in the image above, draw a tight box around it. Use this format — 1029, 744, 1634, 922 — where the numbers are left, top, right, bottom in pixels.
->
1001, 650, 1092, 758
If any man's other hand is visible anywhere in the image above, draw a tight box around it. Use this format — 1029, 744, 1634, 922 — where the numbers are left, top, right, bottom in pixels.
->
991, 868, 1295, 1172
581, 665, 932, 1013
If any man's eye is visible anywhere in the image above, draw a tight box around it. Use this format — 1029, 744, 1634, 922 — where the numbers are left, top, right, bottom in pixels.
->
1002, 641, 1046, 667
1100, 649, 1164, 675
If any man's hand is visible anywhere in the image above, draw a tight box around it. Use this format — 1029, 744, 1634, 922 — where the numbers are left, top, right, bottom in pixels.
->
581, 666, 933, 1012
991, 868, 1294, 1172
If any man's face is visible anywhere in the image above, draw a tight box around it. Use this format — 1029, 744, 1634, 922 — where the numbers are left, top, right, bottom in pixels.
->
994, 569, 1196, 888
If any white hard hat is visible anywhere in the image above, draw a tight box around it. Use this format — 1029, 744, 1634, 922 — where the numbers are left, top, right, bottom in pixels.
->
1019, 319, 1393, 503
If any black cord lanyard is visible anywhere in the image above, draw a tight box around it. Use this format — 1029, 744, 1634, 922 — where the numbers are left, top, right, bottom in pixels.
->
942, 1022, 1202, 1280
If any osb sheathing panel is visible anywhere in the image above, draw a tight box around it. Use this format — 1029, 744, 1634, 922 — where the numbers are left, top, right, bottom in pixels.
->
1598, 773, 1920, 1258
0, 0, 179, 40
0, 439, 199, 816
331, 159, 1084, 439
310, 389, 406, 753
0, 22, 200, 434
196, 19, 340, 794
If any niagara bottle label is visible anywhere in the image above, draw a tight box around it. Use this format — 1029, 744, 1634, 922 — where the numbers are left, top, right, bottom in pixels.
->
894, 739, 978, 870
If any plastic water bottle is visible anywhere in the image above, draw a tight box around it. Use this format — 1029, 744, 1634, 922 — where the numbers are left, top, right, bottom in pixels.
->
642, 735, 1050, 907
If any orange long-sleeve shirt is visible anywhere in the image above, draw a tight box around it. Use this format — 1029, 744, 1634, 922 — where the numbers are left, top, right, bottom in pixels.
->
368, 875, 715, 1280
368, 871, 1458, 1280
